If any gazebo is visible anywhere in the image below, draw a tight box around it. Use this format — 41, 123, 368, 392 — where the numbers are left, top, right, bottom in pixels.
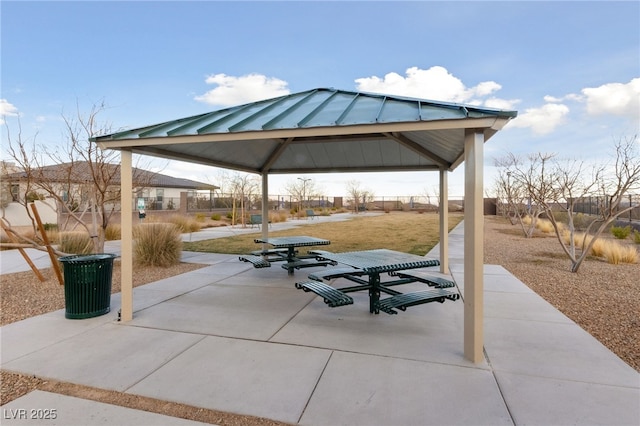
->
93, 87, 517, 363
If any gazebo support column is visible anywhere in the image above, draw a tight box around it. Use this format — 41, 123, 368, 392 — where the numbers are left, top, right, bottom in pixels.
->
463, 130, 484, 363
120, 149, 134, 322
261, 173, 269, 242
439, 169, 449, 273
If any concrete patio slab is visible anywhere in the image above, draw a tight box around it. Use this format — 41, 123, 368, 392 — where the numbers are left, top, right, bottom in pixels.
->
484, 291, 574, 322
1, 310, 115, 364
127, 336, 331, 424
271, 289, 472, 368
129, 283, 316, 340
3, 324, 204, 391
484, 316, 638, 387
299, 350, 512, 426
0, 390, 210, 425
494, 371, 640, 426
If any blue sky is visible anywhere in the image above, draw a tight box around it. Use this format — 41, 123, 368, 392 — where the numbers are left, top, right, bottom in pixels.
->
2, 1, 639, 197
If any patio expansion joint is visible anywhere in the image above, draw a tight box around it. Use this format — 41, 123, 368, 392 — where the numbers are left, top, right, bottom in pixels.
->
121, 334, 208, 394
297, 350, 335, 424
483, 348, 517, 425
266, 294, 316, 342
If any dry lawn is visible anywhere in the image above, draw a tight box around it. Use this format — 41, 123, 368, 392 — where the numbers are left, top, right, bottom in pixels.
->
183, 212, 465, 255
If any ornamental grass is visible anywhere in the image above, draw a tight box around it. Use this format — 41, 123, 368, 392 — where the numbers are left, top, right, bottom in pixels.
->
133, 223, 182, 267
58, 231, 93, 255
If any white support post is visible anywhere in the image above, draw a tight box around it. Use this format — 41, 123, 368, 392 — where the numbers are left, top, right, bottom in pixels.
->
120, 149, 133, 322
464, 131, 484, 363
261, 173, 269, 241
439, 169, 449, 273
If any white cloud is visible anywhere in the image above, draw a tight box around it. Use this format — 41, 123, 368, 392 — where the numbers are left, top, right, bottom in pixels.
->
194, 73, 290, 106
0, 99, 19, 125
508, 103, 570, 135
354, 66, 517, 109
485, 97, 520, 110
580, 78, 639, 121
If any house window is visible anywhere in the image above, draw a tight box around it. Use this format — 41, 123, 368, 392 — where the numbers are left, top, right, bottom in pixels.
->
155, 188, 164, 210
11, 184, 20, 201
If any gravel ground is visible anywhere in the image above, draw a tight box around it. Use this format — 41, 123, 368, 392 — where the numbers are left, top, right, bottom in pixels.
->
1, 217, 638, 424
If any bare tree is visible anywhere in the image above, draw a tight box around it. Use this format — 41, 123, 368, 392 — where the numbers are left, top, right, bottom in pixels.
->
284, 176, 318, 215
226, 172, 260, 227
498, 135, 640, 273
495, 153, 556, 237
344, 180, 362, 213
361, 189, 375, 210
422, 186, 440, 209
3, 102, 155, 253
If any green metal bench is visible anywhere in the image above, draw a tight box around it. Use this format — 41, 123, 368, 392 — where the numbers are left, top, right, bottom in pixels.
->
393, 271, 456, 288
249, 214, 271, 229
238, 254, 271, 268
295, 280, 354, 307
377, 289, 460, 315
305, 209, 316, 220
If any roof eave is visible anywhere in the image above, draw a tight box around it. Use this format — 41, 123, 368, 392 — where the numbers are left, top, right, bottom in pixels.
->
95, 117, 505, 150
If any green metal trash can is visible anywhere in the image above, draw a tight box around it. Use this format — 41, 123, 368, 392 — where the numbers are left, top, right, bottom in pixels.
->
59, 253, 117, 319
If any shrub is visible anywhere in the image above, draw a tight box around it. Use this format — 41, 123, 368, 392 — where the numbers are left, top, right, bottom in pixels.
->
133, 223, 182, 267
43, 223, 58, 231
194, 212, 206, 222
58, 232, 93, 255
633, 229, 640, 244
269, 211, 289, 223
589, 237, 607, 258
211, 213, 221, 221
603, 242, 638, 265
104, 223, 121, 241
610, 225, 631, 240
167, 214, 201, 233
536, 219, 555, 234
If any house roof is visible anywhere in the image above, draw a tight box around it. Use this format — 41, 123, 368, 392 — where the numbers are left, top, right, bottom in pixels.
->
4, 161, 218, 190
92, 87, 517, 175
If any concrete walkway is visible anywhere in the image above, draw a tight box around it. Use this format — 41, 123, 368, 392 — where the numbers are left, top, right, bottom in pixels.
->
1, 215, 638, 425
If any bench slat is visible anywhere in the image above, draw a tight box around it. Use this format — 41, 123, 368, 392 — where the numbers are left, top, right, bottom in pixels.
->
282, 260, 335, 271
395, 271, 456, 288
238, 255, 271, 268
251, 248, 294, 256
377, 289, 459, 315
308, 268, 365, 281
295, 280, 354, 307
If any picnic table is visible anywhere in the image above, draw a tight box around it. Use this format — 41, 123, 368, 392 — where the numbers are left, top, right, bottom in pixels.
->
296, 249, 460, 314
239, 236, 335, 275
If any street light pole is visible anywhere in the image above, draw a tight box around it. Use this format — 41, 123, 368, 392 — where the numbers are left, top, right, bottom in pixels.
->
297, 177, 311, 209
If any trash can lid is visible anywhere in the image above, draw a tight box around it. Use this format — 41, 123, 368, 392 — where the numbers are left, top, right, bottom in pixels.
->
59, 253, 119, 263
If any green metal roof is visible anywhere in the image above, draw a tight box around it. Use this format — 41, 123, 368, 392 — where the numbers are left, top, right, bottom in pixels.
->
94, 87, 517, 174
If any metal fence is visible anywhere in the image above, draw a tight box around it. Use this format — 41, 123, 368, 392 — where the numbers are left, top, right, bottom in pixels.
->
572, 194, 640, 222
133, 193, 466, 213
494, 194, 640, 222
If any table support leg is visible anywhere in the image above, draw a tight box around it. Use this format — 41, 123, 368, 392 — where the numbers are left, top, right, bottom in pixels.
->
369, 273, 381, 314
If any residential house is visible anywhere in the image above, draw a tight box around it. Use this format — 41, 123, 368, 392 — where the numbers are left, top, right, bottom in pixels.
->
1, 161, 217, 226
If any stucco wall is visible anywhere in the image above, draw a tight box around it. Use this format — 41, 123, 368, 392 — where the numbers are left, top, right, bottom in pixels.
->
1, 199, 58, 227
